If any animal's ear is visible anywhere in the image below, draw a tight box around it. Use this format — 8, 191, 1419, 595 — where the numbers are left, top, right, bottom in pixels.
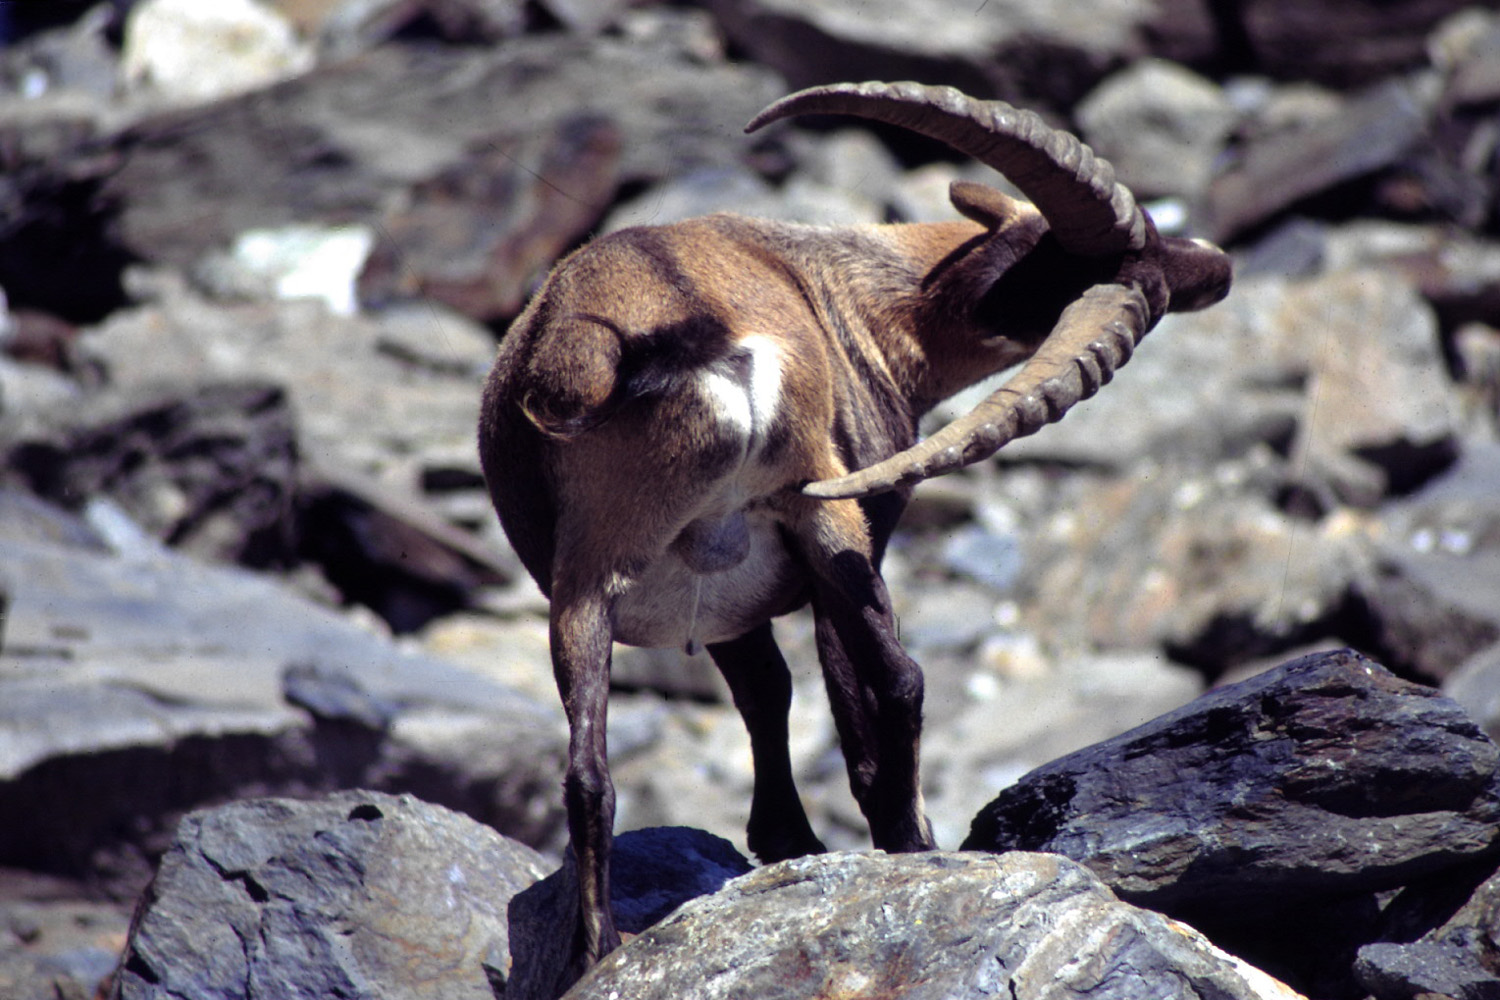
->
948, 180, 1022, 230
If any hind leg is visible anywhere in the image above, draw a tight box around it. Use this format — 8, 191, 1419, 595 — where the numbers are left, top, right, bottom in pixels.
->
549, 581, 622, 978
707, 622, 827, 862
794, 499, 936, 853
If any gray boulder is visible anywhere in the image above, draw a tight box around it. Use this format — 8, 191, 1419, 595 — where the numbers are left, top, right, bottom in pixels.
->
0, 498, 565, 894
110, 791, 550, 1000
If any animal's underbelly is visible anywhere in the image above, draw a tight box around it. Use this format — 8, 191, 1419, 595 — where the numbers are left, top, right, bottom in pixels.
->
611, 512, 802, 650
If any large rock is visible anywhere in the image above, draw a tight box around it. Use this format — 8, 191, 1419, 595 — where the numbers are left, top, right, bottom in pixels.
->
564, 850, 1303, 1000
0, 498, 565, 894
963, 650, 1500, 917
110, 791, 550, 1000
4, 380, 301, 567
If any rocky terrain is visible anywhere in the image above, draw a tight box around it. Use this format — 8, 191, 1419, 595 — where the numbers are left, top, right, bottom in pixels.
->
2, 0, 1500, 997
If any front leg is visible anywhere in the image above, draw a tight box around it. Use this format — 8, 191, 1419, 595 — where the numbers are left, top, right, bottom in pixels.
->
797, 499, 936, 853
549, 585, 622, 977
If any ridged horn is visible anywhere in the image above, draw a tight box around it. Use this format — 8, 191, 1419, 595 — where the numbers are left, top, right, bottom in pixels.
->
802, 284, 1151, 500
746, 80, 1146, 256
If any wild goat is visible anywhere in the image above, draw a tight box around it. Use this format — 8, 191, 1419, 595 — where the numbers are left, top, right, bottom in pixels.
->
478, 80, 1232, 974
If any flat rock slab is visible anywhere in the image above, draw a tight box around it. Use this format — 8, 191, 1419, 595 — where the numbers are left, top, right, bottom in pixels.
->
567, 851, 1303, 1000
963, 649, 1500, 916
111, 791, 550, 1000
0, 515, 564, 890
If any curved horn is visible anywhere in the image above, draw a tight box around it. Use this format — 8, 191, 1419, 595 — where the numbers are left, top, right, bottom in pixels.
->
746, 80, 1146, 256
802, 284, 1151, 499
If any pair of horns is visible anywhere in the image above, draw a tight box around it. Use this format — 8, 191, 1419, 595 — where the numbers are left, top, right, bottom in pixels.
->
746, 81, 1209, 500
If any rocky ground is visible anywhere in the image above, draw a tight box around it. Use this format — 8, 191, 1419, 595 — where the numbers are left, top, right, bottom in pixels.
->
2, 0, 1500, 997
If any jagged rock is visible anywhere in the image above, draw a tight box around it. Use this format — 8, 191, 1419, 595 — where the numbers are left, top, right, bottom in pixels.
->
110, 791, 550, 1000
1, 328, 513, 627
963, 650, 1500, 918
1001, 268, 1462, 507
506, 827, 754, 1000
1280, 270, 1461, 506
77, 269, 489, 517
0, 501, 565, 895
990, 274, 1307, 471
562, 850, 1303, 1000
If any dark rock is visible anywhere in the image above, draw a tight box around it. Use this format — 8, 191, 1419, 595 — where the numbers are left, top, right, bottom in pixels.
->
0, 366, 512, 629
110, 791, 550, 1000
315, 0, 530, 57
1203, 79, 1432, 244
1230, 0, 1473, 89
562, 851, 1298, 1000
1349, 564, 1500, 683
1355, 940, 1500, 1000
963, 649, 1500, 918
297, 462, 514, 632
506, 827, 752, 1000
1357, 856, 1500, 1000
4, 380, 301, 568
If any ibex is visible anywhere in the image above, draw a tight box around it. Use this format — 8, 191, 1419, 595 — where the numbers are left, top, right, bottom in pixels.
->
478, 81, 1232, 975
